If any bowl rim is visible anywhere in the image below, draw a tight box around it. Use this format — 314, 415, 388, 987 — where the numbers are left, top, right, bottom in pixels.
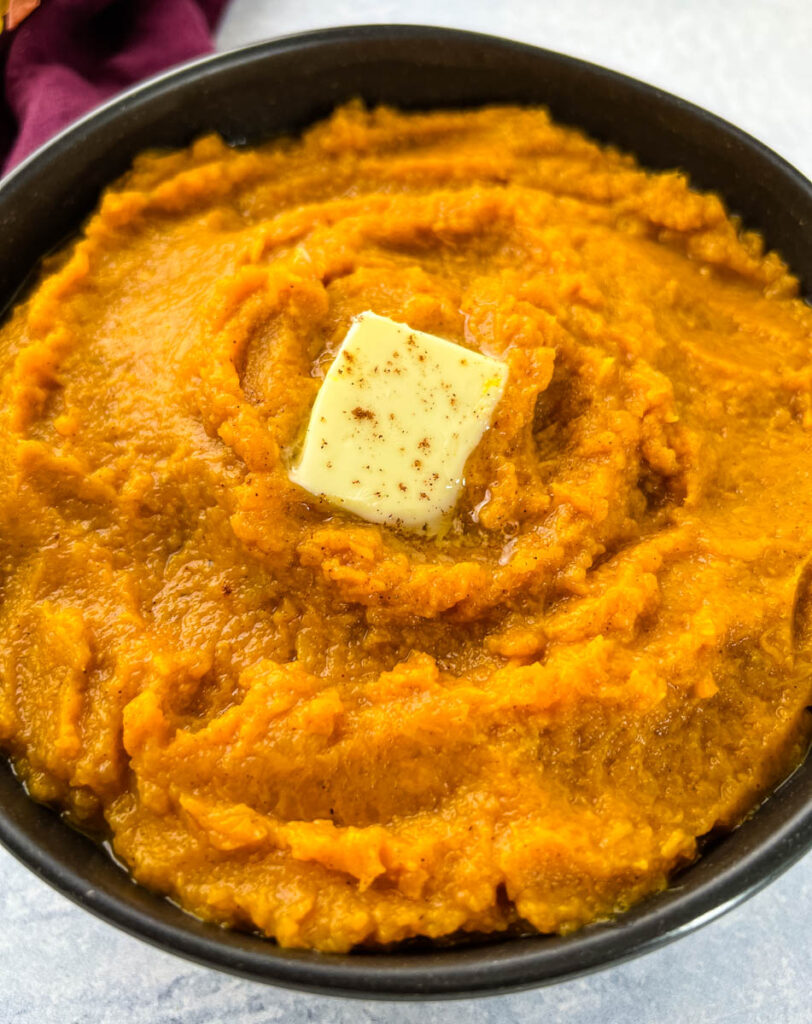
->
0, 22, 810, 1001
3, 23, 811, 207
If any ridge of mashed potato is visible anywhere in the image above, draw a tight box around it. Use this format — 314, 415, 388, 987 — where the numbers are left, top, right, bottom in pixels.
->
1, 103, 811, 952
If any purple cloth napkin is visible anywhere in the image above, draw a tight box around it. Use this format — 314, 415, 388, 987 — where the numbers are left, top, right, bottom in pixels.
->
1, 0, 229, 172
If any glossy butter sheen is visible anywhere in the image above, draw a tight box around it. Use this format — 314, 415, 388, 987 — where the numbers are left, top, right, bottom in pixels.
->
290, 312, 508, 532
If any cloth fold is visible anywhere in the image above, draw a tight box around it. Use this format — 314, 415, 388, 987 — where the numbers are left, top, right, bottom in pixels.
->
1, 0, 228, 172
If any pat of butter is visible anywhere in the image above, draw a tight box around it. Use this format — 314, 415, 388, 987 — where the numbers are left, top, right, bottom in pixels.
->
290, 312, 508, 532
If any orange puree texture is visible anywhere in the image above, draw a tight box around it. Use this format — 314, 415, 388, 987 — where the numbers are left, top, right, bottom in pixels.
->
1, 104, 811, 952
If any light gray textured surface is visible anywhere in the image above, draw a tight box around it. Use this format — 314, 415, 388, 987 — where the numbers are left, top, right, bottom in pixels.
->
2, 2, 811, 1022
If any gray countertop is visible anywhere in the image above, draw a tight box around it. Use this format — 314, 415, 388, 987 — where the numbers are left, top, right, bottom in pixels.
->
2, 2, 810, 1021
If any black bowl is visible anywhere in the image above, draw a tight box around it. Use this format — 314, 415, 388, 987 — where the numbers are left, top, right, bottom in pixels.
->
0, 24, 810, 1001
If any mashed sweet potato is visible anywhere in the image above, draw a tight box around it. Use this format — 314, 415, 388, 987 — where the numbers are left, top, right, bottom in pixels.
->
1, 104, 811, 952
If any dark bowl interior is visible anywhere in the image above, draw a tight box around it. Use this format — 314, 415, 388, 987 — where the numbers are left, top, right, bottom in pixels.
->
0, 24, 810, 1000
